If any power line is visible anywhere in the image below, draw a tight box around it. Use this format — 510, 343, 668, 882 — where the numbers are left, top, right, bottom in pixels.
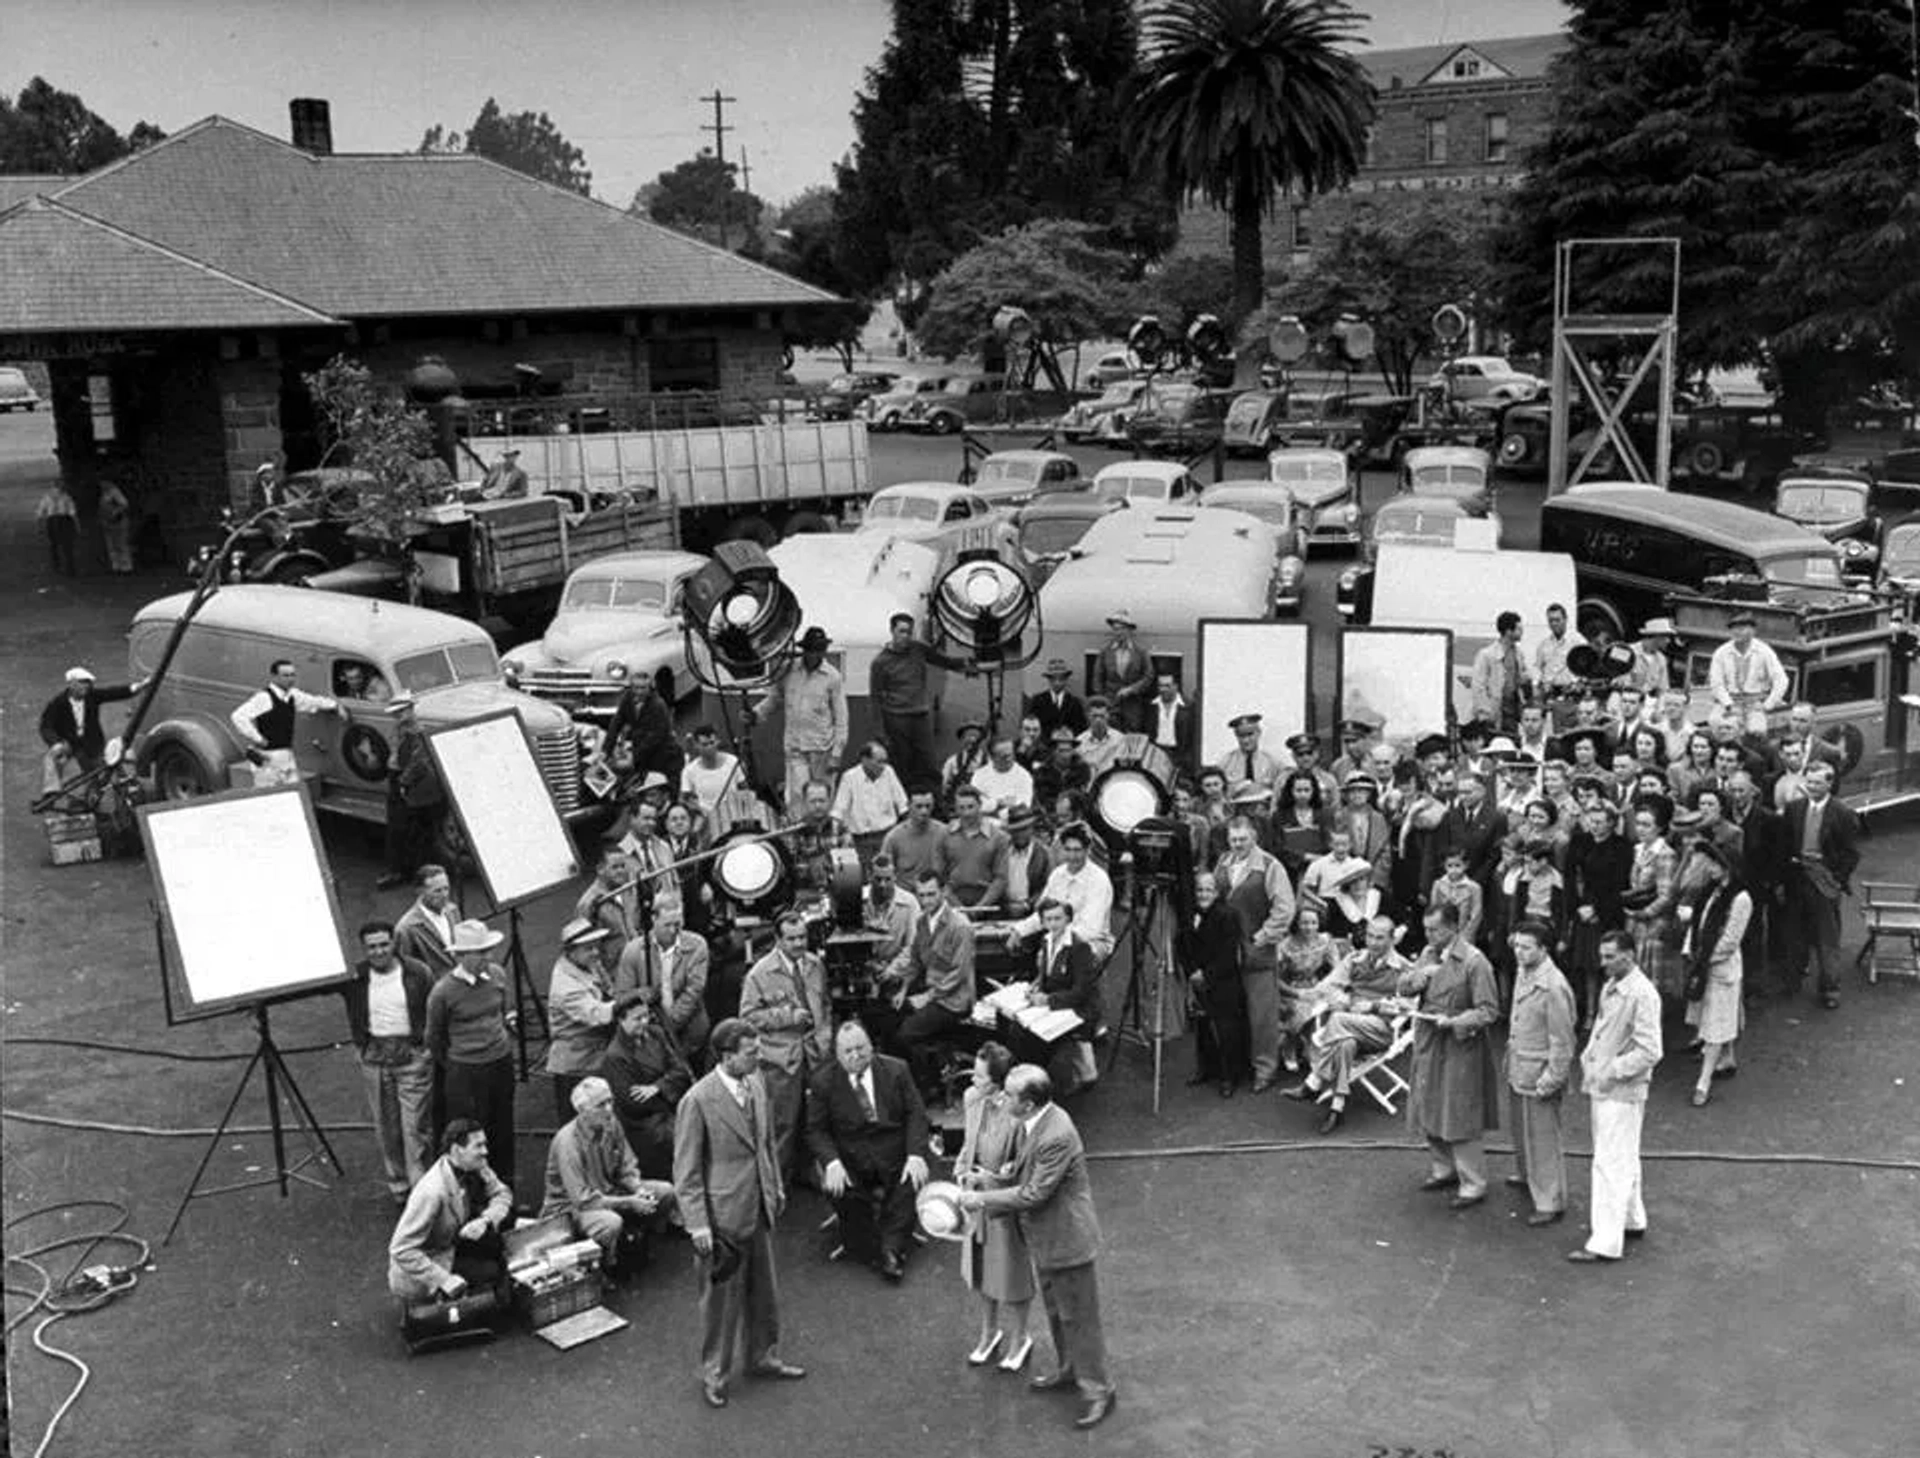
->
699, 87, 737, 166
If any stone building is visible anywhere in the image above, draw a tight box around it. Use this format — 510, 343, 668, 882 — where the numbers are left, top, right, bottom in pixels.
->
0, 100, 842, 557
1178, 32, 1566, 266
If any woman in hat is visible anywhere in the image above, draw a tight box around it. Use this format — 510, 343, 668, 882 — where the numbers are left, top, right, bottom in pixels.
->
1183, 871, 1251, 1097
1624, 797, 1681, 1001
953, 1040, 1037, 1368
1338, 774, 1394, 901
1679, 843, 1750, 1106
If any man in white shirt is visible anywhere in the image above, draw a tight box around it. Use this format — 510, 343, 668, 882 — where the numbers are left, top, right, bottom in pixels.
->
970, 735, 1035, 817
1012, 824, 1113, 957
1534, 602, 1586, 697
230, 658, 340, 786
1076, 697, 1125, 778
680, 723, 747, 831
751, 627, 847, 812
1148, 672, 1194, 773
832, 740, 910, 860
1706, 611, 1788, 734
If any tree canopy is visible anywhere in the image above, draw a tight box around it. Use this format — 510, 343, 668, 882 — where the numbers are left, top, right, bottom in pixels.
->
760, 187, 873, 369
302, 357, 445, 551
1493, 0, 1920, 428
633, 150, 765, 250
914, 221, 1137, 361
0, 78, 165, 174
420, 99, 591, 195
832, 0, 1177, 306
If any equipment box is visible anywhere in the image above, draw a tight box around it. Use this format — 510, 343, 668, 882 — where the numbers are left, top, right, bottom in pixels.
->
42, 811, 102, 865
505, 1215, 605, 1331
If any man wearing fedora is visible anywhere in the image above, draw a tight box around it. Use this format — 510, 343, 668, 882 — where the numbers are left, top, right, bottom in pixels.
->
1025, 658, 1089, 743
38, 664, 143, 793
753, 626, 846, 815
426, 919, 519, 1188
674, 1017, 806, 1408
545, 917, 620, 1120
959, 1064, 1115, 1430
1090, 608, 1155, 733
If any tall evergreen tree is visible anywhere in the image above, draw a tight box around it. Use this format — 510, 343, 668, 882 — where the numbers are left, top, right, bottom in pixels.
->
0, 78, 165, 174
420, 99, 592, 195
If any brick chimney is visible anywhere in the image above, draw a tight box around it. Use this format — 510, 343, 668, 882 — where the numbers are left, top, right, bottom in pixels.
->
289, 98, 333, 156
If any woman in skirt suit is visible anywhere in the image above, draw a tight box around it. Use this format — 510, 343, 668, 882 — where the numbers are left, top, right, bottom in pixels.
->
1680, 844, 1751, 1106
953, 1040, 1037, 1371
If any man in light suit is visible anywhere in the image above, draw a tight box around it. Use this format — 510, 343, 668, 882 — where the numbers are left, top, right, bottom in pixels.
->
1089, 608, 1155, 732
394, 864, 460, 977
738, 911, 832, 1181
960, 1064, 1115, 1430
673, 1018, 807, 1409
806, 1021, 930, 1282
1781, 761, 1862, 1010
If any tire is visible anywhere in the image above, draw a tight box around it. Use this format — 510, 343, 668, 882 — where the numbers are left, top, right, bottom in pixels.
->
878, 411, 902, 432
1498, 432, 1531, 467
784, 510, 832, 536
720, 514, 779, 549
152, 742, 216, 801
1686, 441, 1725, 479
926, 412, 958, 436
1577, 597, 1626, 647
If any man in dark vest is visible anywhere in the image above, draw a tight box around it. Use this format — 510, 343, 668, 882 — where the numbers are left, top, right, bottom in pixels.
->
230, 658, 339, 786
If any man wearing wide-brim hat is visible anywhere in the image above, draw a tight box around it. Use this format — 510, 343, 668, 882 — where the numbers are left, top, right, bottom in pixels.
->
1090, 607, 1154, 733
427, 919, 519, 1188
753, 625, 846, 813
1024, 657, 1088, 743
545, 917, 618, 1120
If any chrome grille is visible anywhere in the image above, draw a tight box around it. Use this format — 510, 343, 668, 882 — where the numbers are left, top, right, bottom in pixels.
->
520, 671, 622, 717
535, 727, 584, 814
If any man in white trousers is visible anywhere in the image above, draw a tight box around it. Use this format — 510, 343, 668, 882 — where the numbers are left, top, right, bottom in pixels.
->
1568, 930, 1663, 1263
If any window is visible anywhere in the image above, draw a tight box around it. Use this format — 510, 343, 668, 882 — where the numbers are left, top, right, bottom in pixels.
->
1424, 118, 1449, 165
1291, 205, 1312, 250
1486, 113, 1510, 164
1452, 57, 1482, 79
87, 374, 117, 444
331, 659, 391, 702
1804, 659, 1879, 709
647, 337, 719, 392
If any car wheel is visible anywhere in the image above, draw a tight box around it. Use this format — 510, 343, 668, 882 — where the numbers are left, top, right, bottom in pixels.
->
1498, 432, 1532, 467
153, 743, 215, 801
721, 514, 779, 548
878, 411, 901, 431
927, 412, 958, 436
1686, 441, 1725, 478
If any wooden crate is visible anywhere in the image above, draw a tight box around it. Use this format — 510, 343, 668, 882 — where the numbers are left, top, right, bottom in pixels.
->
513, 1266, 602, 1331
43, 812, 103, 866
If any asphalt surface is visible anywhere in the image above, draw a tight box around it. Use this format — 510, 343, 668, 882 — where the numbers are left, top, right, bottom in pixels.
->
4, 409, 1918, 1458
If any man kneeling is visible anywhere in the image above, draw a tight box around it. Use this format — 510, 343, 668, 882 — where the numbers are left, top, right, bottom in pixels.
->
541, 1076, 677, 1276
806, 1021, 930, 1283
388, 1119, 513, 1304
1283, 916, 1409, 1133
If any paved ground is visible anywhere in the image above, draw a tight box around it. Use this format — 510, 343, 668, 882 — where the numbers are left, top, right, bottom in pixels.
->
4, 409, 1918, 1458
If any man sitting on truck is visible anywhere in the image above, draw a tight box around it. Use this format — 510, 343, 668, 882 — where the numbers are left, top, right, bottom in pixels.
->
1707, 611, 1789, 735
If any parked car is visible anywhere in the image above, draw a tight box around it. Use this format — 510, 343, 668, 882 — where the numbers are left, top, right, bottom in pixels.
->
1221, 389, 1289, 457
1876, 514, 1920, 612
501, 550, 709, 718
1082, 350, 1146, 390
1196, 481, 1308, 561
128, 585, 593, 820
1398, 446, 1497, 519
1267, 447, 1363, 553
903, 374, 1025, 435
814, 371, 899, 421
1675, 401, 1824, 493
855, 481, 1005, 542
1124, 383, 1234, 454
0, 365, 41, 412
971, 449, 1082, 507
1090, 460, 1204, 509
1056, 379, 1149, 442
1429, 355, 1543, 404
1336, 494, 1499, 621
860, 375, 949, 432
1013, 493, 1126, 586
1772, 474, 1881, 580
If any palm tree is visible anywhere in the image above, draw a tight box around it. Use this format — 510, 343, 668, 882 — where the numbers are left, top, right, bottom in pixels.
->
1131, 0, 1374, 321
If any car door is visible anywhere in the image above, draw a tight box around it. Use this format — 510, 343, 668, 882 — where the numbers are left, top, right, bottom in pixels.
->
300, 654, 394, 819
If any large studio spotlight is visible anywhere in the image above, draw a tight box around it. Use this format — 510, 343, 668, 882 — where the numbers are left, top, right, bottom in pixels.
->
1089, 736, 1176, 850
928, 548, 1038, 671
681, 540, 802, 686
993, 305, 1037, 350
708, 828, 794, 922
1127, 315, 1168, 370
1185, 313, 1228, 363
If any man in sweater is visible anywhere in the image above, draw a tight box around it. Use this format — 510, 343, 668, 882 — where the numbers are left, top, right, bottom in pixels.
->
229, 658, 339, 787
1569, 931, 1663, 1262
343, 919, 437, 1203
869, 613, 937, 793
426, 920, 519, 1189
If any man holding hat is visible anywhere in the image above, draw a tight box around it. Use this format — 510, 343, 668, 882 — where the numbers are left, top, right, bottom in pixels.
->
1025, 659, 1089, 743
427, 919, 519, 1188
1090, 609, 1154, 733
1707, 611, 1788, 735
545, 916, 619, 1120
38, 665, 142, 792
1220, 713, 1282, 800
378, 693, 444, 889
754, 626, 846, 813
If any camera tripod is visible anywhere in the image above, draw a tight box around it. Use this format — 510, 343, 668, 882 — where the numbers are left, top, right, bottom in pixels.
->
1105, 876, 1183, 1115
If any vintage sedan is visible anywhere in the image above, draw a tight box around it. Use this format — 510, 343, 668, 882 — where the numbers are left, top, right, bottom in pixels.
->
813, 371, 899, 421
1773, 474, 1881, 580
1877, 514, 1920, 612
1090, 459, 1204, 508
1267, 447, 1363, 553
1013, 493, 1126, 585
854, 483, 1015, 555
1197, 482, 1309, 611
1220, 389, 1290, 457
1428, 355, 1544, 404
1123, 383, 1234, 454
860, 374, 949, 432
971, 449, 1082, 508
1337, 494, 1500, 622
1056, 379, 1149, 442
502, 550, 710, 718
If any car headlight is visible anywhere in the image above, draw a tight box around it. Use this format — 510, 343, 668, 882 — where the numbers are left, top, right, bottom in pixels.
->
1337, 568, 1360, 591
502, 658, 522, 685
1277, 555, 1305, 586
1334, 503, 1359, 522
604, 661, 629, 680
1841, 538, 1867, 557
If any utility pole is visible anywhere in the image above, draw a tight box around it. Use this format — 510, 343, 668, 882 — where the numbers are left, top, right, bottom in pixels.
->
700, 88, 737, 250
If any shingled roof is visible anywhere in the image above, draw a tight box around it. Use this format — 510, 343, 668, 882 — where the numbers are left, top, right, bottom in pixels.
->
4, 115, 841, 332
1363, 33, 1567, 91
0, 197, 339, 333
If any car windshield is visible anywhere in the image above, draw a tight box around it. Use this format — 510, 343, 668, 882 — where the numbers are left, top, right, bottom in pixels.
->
1271, 459, 1344, 485
1207, 496, 1289, 527
1761, 552, 1844, 588
1095, 384, 1140, 407
867, 494, 940, 522
1226, 396, 1272, 428
1022, 518, 1099, 555
1374, 505, 1462, 544
1776, 484, 1868, 521
1102, 476, 1168, 501
563, 575, 669, 611
979, 460, 1040, 484
393, 640, 500, 693
1409, 464, 1485, 491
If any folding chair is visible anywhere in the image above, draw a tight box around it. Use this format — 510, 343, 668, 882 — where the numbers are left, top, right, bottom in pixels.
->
1344, 1009, 1419, 1117
1856, 882, 1920, 985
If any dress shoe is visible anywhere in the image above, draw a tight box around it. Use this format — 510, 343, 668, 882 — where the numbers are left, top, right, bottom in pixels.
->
1418, 1173, 1459, 1192
1030, 1369, 1079, 1393
1713, 1065, 1738, 1081
968, 1330, 1005, 1366
1280, 1083, 1315, 1102
1218, 1080, 1235, 1099
1566, 1249, 1617, 1263
1317, 1107, 1343, 1135
998, 1334, 1034, 1372
879, 1251, 906, 1283
1821, 992, 1840, 1010
1526, 1210, 1565, 1227
751, 1359, 807, 1380
1448, 1190, 1486, 1210
702, 1380, 729, 1409
1624, 1227, 1648, 1241
1250, 1076, 1276, 1094
1075, 1392, 1117, 1429
1504, 1175, 1530, 1190
1690, 1088, 1711, 1107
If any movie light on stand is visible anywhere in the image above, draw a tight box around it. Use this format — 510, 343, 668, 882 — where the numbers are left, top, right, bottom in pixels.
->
681, 540, 803, 691
927, 535, 1040, 736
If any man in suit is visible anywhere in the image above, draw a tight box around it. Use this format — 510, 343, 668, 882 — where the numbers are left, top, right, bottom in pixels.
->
617, 893, 712, 1066
892, 872, 977, 1102
1025, 658, 1089, 742
38, 665, 142, 790
737, 911, 832, 1181
1146, 671, 1195, 774
394, 864, 460, 977
806, 1021, 931, 1281
1723, 770, 1786, 995
1781, 761, 1862, 1010
673, 1018, 806, 1408
959, 1064, 1115, 1430
1219, 712, 1283, 799
602, 990, 693, 1180
1443, 770, 1508, 911
1215, 816, 1295, 1093
1089, 609, 1155, 733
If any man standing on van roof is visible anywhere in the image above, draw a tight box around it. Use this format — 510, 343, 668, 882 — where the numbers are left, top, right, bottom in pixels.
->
231, 659, 340, 787
870, 613, 938, 795
1090, 609, 1155, 733
1707, 612, 1788, 735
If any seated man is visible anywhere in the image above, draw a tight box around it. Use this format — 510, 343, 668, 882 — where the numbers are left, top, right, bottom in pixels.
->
387, 1119, 513, 1304
539, 1076, 677, 1275
805, 1021, 931, 1282
1283, 916, 1412, 1134
892, 872, 977, 1103
601, 991, 695, 1181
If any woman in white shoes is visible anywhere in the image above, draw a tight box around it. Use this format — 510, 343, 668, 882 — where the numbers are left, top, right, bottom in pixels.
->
954, 1041, 1037, 1371
1679, 844, 1750, 1107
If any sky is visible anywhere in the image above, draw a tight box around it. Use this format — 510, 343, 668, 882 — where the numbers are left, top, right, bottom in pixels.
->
3, 0, 1570, 209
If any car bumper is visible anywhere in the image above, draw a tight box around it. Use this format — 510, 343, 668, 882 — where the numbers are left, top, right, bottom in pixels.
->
515, 674, 626, 719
